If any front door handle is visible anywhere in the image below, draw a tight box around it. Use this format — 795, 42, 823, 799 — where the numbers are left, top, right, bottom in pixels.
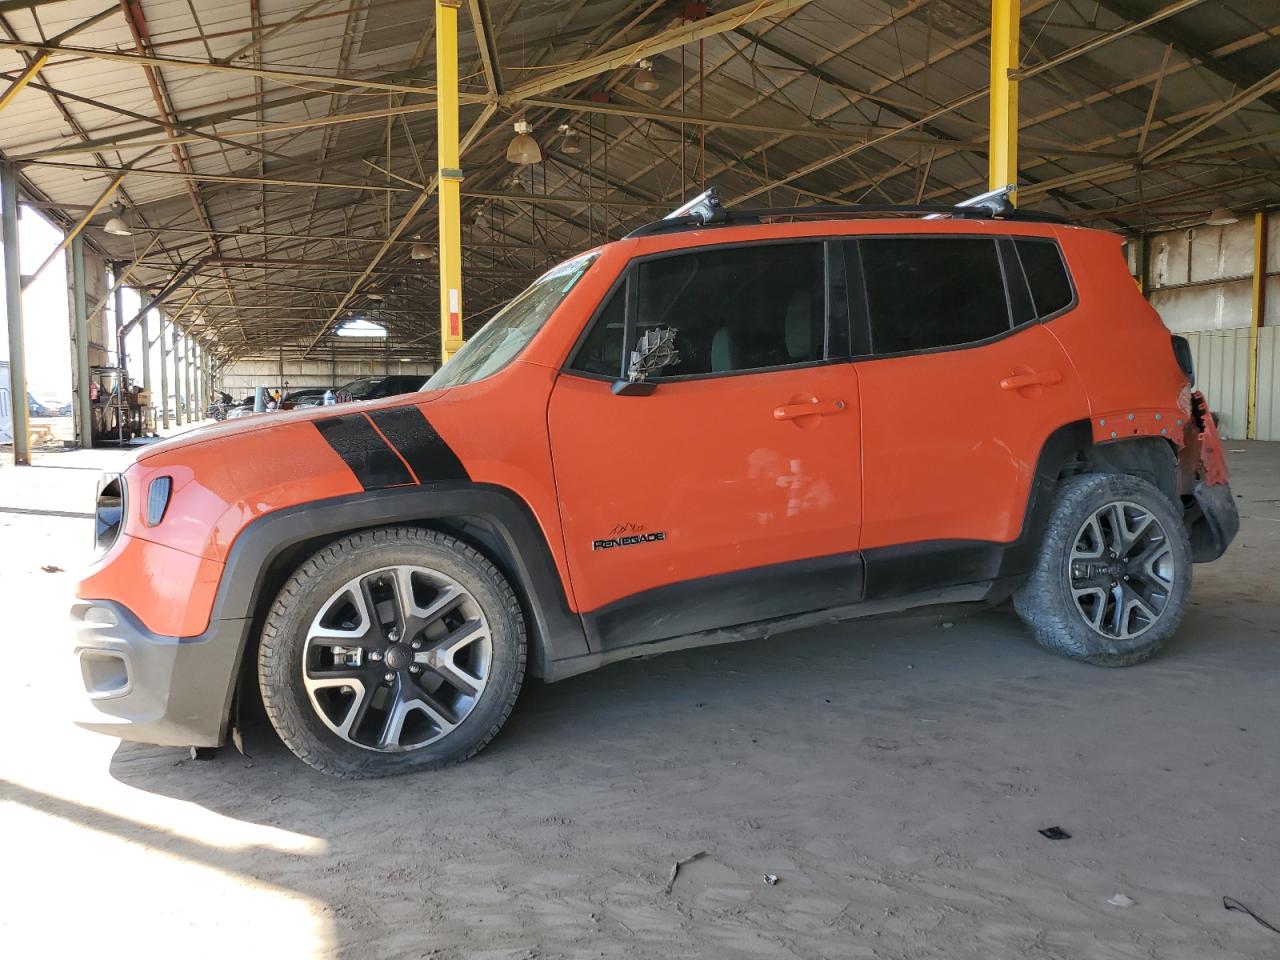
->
773, 398, 847, 421
1000, 370, 1062, 391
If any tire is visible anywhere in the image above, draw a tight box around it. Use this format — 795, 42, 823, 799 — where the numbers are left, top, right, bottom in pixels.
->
258, 526, 526, 778
1014, 473, 1191, 666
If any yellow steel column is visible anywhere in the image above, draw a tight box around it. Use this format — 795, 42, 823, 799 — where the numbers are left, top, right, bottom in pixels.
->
1247, 210, 1266, 439
988, 0, 1020, 202
436, 0, 466, 365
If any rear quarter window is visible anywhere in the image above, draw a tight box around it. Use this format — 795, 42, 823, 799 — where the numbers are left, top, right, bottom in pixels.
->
1015, 239, 1074, 317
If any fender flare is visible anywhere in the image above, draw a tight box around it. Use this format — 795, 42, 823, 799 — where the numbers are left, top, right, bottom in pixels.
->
206, 482, 587, 738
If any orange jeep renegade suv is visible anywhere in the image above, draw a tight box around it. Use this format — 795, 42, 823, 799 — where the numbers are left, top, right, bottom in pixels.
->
73, 190, 1238, 778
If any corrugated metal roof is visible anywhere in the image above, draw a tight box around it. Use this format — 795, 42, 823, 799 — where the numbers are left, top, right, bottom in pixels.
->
0, 0, 1275, 360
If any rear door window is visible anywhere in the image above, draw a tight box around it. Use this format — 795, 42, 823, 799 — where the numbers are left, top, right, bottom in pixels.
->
855, 237, 1011, 354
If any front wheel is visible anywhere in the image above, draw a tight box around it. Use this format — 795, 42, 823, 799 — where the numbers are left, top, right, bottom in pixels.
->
1014, 473, 1191, 666
258, 527, 526, 778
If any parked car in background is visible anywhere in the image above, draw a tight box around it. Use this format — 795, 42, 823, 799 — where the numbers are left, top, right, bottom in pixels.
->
335, 374, 428, 402
283, 388, 334, 409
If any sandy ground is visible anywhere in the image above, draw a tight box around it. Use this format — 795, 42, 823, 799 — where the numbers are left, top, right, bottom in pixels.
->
1, 437, 1278, 960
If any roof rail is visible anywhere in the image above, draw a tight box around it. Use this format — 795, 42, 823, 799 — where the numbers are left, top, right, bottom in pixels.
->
625, 184, 1067, 238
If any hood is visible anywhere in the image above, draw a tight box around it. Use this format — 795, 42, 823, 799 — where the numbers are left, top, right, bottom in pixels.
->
135, 388, 449, 462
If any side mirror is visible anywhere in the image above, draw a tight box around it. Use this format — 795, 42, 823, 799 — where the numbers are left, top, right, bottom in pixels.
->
613, 327, 679, 396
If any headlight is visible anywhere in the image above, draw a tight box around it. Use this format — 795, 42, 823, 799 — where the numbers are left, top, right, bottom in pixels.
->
94, 474, 125, 555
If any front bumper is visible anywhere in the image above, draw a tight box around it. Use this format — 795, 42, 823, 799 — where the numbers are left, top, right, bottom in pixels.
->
71, 600, 247, 748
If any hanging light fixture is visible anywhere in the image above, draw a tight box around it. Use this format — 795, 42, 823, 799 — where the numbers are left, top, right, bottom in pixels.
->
408, 234, 431, 261
633, 59, 659, 93
1204, 206, 1238, 226
557, 123, 582, 155
103, 202, 132, 237
506, 119, 542, 164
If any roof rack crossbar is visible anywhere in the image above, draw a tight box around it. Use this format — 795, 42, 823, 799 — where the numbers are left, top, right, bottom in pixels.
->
625, 184, 1065, 238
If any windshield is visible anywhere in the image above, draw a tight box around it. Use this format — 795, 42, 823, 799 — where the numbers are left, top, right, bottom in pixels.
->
425, 253, 598, 390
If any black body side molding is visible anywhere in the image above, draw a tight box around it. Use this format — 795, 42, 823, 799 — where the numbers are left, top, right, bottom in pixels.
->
582, 552, 863, 652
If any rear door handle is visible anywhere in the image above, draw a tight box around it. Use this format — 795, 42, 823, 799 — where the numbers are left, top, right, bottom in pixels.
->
1000, 370, 1062, 391
773, 398, 847, 420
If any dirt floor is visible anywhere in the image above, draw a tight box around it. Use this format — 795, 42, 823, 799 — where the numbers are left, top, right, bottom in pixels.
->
2, 436, 1278, 960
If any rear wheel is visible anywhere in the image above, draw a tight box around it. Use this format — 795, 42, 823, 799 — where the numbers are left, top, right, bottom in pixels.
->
258, 527, 526, 777
1014, 473, 1191, 666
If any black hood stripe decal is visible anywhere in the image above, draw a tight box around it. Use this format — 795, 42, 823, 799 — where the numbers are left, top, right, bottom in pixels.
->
314, 413, 414, 490
366, 406, 470, 483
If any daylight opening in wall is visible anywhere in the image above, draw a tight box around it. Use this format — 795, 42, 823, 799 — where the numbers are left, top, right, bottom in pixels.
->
335, 318, 387, 338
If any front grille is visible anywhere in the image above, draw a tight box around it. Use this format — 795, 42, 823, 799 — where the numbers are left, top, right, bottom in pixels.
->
94, 474, 125, 555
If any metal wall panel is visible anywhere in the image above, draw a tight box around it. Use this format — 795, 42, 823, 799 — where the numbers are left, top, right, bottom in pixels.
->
1184, 329, 1250, 439
219, 358, 437, 395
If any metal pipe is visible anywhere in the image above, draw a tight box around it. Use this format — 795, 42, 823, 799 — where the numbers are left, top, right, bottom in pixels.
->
1247, 211, 1266, 440
436, 0, 465, 363
158, 311, 170, 430
118, 256, 208, 338
1, 165, 28, 464
0, 52, 49, 113
988, 0, 1020, 200
70, 233, 92, 449
112, 275, 126, 444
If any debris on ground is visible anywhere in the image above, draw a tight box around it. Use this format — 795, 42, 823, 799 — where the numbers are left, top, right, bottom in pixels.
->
762, 874, 778, 886
1038, 826, 1071, 840
40, 564, 62, 573
663, 851, 706, 895
1223, 896, 1280, 936
1107, 894, 1135, 908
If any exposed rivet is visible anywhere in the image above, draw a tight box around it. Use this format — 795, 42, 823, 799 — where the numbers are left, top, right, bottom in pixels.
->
1155, 413, 1162, 421
1110, 431, 1117, 438
384, 672, 395, 683
1098, 418, 1106, 426
1177, 419, 1183, 426
411, 639, 423, 650
1128, 413, 1135, 421
1161, 428, 1168, 435
409, 664, 421, 674
369, 650, 382, 661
